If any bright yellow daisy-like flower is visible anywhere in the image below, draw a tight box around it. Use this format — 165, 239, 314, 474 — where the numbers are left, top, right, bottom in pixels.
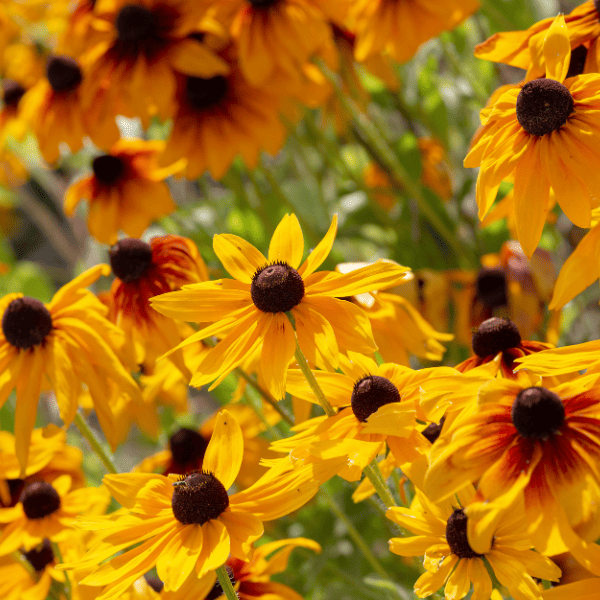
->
475, 0, 600, 81
160, 45, 286, 180
81, 0, 228, 124
424, 372, 600, 555
61, 411, 343, 600
465, 15, 600, 257
64, 139, 184, 245
151, 213, 411, 399
351, 0, 479, 63
0, 475, 109, 554
0, 265, 140, 473
387, 485, 560, 600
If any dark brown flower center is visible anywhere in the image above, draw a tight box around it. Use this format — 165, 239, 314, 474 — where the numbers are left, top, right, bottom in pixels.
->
511, 386, 565, 440
92, 154, 125, 186
46, 56, 82, 92
421, 416, 445, 444
169, 428, 208, 472
446, 509, 482, 559
2, 79, 26, 107
2, 297, 52, 349
516, 78, 574, 136
21, 482, 61, 520
185, 76, 228, 111
471, 317, 521, 358
144, 575, 164, 593
475, 267, 507, 308
171, 472, 230, 525
206, 565, 235, 600
351, 375, 401, 423
250, 262, 305, 313
23, 539, 54, 572
249, 0, 282, 7
115, 4, 157, 42
109, 238, 153, 283
566, 45, 588, 79
595, 0, 600, 15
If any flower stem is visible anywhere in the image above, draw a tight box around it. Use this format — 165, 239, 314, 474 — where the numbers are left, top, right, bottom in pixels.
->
73, 412, 117, 475
324, 488, 391, 580
216, 565, 238, 600
364, 463, 397, 508
52, 542, 72, 599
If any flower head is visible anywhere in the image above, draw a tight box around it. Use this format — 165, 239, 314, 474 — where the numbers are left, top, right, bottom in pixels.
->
151, 213, 411, 399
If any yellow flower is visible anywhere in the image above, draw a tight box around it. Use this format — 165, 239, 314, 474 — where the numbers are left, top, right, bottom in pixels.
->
387, 486, 560, 600
424, 372, 600, 555
465, 15, 600, 257
0, 265, 140, 473
543, 578, 600, 600
64, 140, 184, 245
0, 475, 109, 554
351, 0, 479, 63
151, 213, 411, 399
60, 410, 344, 600
475, 1, 600, 81
79, 0, 228, 124
160, 45, 286, 180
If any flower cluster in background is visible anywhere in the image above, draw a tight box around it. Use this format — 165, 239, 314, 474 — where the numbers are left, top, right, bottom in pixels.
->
0, 1, 600, 600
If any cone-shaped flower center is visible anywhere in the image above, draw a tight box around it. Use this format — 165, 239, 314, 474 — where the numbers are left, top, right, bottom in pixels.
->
595, 0, 600, 15
351, 375, 401, 423
116, 4, 157, 42
511, 386, 565, 440
92, 154, 126, 186
169, 428, 208, 471
471, 317, 521, 358
251, 262, 305, 313
21, 482, 61, 520
516, 79, 574, 136
566, 45, 588, 79
2, 79, 26, 107
109, 238, 154, 283
23, 539, 54, 572
46, 56, 82, 92
446, 509, 482, 559
421, 416, 445, 444
206, 565, 235, 599
171, 472, 230, 525
2, 297, 52, 349
186, 76, 228, 111
475, 267, 507, 308
249, 0, 282, 8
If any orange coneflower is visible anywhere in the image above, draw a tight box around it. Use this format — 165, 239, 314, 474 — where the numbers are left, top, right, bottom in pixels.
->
59, 411, 344, 600
151, 213, 411, 399
64, 139, 184, 245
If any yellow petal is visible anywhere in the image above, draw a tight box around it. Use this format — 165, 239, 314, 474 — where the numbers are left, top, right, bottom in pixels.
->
219, 509, 263, 561
544, 15, 571, 82
268, 213, 304, 268
260, 312, 296, 399
298, 214, 338, 278
213, 234, 267, 284
195, 519, 230, 578
157, 524, 203, 591
102, 474, 171, 508
202, 410, 244, 490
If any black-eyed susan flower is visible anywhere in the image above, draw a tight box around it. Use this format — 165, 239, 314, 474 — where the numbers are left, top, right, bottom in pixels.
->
351, 0, 479, 63
0, 265, 140, 472
151, 213, 411, 399
0, 78, 29, 142
19, 54, 119, 163
106, 235, 209, 368
424, 372, 600, 555
81, 0, 228, 124
0, 475, 109, 554
465, 15, 600, 257
60, 410, 344, 599
387, 485, 561, 600
64, 140, 184, 245
160, 45, 286, 180
475, 0, 600, 81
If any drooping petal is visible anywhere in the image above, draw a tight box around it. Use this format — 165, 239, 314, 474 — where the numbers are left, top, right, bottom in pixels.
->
195, 519, 230, 578
157, 524, 204, 591
218, 509, 263, 560
268, 214, 304, 268
260, 312, 296, 399
202, 410, 244, 490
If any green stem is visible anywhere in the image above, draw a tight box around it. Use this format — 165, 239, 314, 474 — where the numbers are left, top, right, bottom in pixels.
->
364, 464, 397, 508
73, 412, 117, 475
216, 565, 238, 600
287, 313, 335, 417
11, 551, 35, 578
324, 489, 391, 580
52, 542, 72, 599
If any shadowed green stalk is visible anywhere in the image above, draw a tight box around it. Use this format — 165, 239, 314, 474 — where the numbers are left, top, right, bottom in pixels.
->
73, 412, 117, 475
364, 463, 397, 508
216, 565, 238, 600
